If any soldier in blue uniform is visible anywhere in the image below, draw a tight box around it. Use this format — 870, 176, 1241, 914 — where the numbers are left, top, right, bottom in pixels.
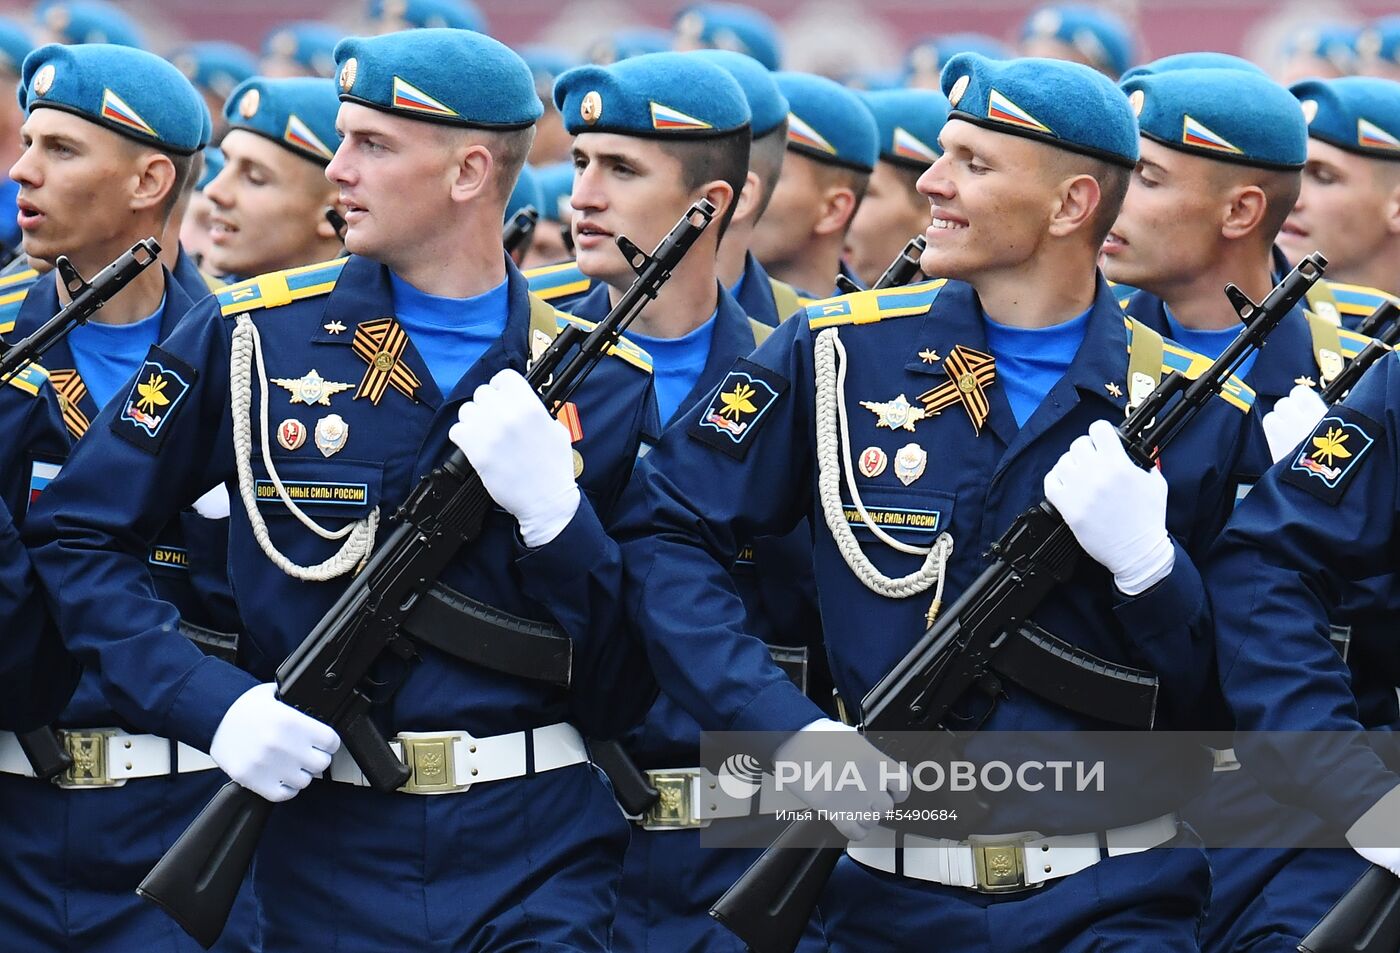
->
611, 53, 1258, 951
1278, 77, 1400, 310
179, 145, 223, 276
1019, 4, 1135, 78
750, 72, 878, 300
0, 18, 35, 258
520, 158, 574, 268
26, 28, 659, 950
35, 0, 144, 49
692, 50, 804, 329
1102, 62, 1387, 953
903, 33, 1011, 90
845, 88, 949, 288
519, 45, 579, 166
366, 0, 486, 35
672, 3, 782, 72
203, 76, 345, 281
258, 20, 341, 79
504, 161, 541, 265
0, 42, 258, 953
170, 41, 258, 142
552, 50, 826, 952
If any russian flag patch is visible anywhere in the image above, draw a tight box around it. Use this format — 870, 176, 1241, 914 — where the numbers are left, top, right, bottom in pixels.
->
391, 77, 458, 118
101, 89, 158, 138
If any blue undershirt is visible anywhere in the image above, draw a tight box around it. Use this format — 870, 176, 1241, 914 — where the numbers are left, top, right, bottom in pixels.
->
69, 294, 166, 408
983, 306, 1091, 428
628, 311, 717, 425
1162, 306, 1258, 380
390, 272, 509, 396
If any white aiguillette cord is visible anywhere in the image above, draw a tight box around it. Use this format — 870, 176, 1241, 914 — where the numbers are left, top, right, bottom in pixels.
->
230, 313, 378, 581
814, 326, 953, 618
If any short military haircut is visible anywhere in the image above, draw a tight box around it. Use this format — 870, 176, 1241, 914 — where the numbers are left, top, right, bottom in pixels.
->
657, 126, 752, 237
885, 161, 928, 213
122, 138, 199, 224
748, 118, 788, 221
437, 124, 538, 204
808, 154, 871, 229
1042, 148, 1131, 247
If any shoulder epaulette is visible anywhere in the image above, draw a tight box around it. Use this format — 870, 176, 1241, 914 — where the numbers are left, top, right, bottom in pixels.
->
5, 361, 48, 397
524, 261, 593, 302
0, 269, 39, 335
217, 257, 348, 317
1337, 326, 1373, 359
553, 311, 653, 374
1325, 281, 1399, 322
805, 279, 948, 330
1108, 279, 1141, 311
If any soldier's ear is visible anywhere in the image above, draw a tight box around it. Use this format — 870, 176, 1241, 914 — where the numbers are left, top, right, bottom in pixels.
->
448, 141, 494, 206
1220, 184, 1267, 241
129, 151, 177, 216
1047, 173, 1100, 239
700, 177, 737, 229
728, 170, 762, 227
1382, 172, 1400, 237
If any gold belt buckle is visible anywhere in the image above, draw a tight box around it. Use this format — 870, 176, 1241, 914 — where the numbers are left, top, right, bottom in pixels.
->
57, 729, 117, 788
398, 734, 462, 794
641, 770, 702, 829
971, 837, 1032, 894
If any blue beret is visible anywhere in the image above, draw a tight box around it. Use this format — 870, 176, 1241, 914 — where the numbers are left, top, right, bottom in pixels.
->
941, 52, 1138, 168
1021, 5, 1135, 78
197, 146, 224, 191
1122, 68, 1306, 170
687, 49, 787, 137
335, 29, 541, 130
776, 72, 878, 172
36, 1, 142, 49
586, 28, 671, 66
674, 4, 781, 72
262, 22, 342, 78
518, 45, 579, 87
534, 160, 574, 222
1282, 24, 1360, 74
171, 42, 258, 100
1292, 76, 1400, 160
367, 0, 486, 34
0, 17, 34, 75
905, 33, 1011, 85
226, 77, 342, 165
19, 43, 209, 154
556, 52, 750, 139
1119, 52, 1266, 84
506, 164, 542, 221
1359, 17, 1400, 67
859, 89, 948, 169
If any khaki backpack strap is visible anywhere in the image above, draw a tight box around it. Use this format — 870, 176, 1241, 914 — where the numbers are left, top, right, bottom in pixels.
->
1126, 317, 1165, 410
747, 316, 774, 347
1304, 309, 1346, 385
768, 277, 802, 323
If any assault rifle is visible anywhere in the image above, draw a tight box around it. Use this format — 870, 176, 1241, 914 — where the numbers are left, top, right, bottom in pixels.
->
835, 235, 928, 295
0, 239, 161, 387
138, 201, 717, 948
710, 252, 1330, 953
503, 206, 539, 257
1321, 302, 1400, 404
1299, 864, 1400, 953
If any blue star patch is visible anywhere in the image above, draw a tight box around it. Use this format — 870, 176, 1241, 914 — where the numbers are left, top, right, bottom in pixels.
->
1281, 406, 1378, 504
112, 346, 197, 454
688, 358, 786, 460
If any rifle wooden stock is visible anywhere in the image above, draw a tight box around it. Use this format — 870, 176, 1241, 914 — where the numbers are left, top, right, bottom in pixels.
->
1299, 864, 1400, 953
711, 252, 1329, 953
138, 201, 718, 948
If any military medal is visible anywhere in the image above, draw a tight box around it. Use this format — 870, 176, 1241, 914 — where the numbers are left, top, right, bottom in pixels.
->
918, 345, 996, 435
893, 443, 927, 486
858, 446, 887, 478
47, 368, 91, 439
572, 449, 585, 478
352, 318, 421, 404
277, 418, 307, 451
314, 414, 349, 457
860, 394, 927, 432
272, 369, 353, 407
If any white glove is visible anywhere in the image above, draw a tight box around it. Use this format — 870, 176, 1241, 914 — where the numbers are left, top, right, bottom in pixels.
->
1263, 383, 1328, 464
1044, 418, 1174, 596
774, 718, 909, 842
1349, 784, 1400, 874
191, 483, 231, 520
209, 683, 340, 802
448, 369, 580, 548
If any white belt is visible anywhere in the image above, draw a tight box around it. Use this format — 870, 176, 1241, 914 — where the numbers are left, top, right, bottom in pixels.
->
0, 729, 217, 789
847, 812, 1179, 893
326, 722, 588, 796
630, 766, 806, 831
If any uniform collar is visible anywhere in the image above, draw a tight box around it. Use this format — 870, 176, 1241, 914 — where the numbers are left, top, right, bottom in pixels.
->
17, 264, 189, 365
731, 252, 779, 326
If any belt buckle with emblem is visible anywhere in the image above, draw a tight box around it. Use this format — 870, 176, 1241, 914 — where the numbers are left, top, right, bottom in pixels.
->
642, 769, 703, 829
56, 728, 119, 788
398, 734, 461, 794
970, 834, 1039, 894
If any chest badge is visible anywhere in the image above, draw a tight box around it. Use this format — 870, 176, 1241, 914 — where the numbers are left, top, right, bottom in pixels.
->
893, 442, 927, 486
314, 414, 349, 457
860, 393, 927, 432
917, 345, 996, 435
324, 320, 347, 335
918, 348, 940, 364
1104, 381, 1123, 398
1295, 375, 1316, 389
858, 446, 888, 478
351, 317, 422, 404
273, 369, 353, 406
277, 418, 307, 451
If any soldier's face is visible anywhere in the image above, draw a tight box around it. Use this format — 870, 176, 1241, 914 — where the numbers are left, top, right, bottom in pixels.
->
916, 119, 1057, 281
749, 152, 836, 272
326, 103, 459, 264
569, 132, 697, 288
203, 129, 339, 278
1101, 138, 1223, 292
845, 160, 929, 287
1279, 139, 1400, 280
9, 108, 144, 264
